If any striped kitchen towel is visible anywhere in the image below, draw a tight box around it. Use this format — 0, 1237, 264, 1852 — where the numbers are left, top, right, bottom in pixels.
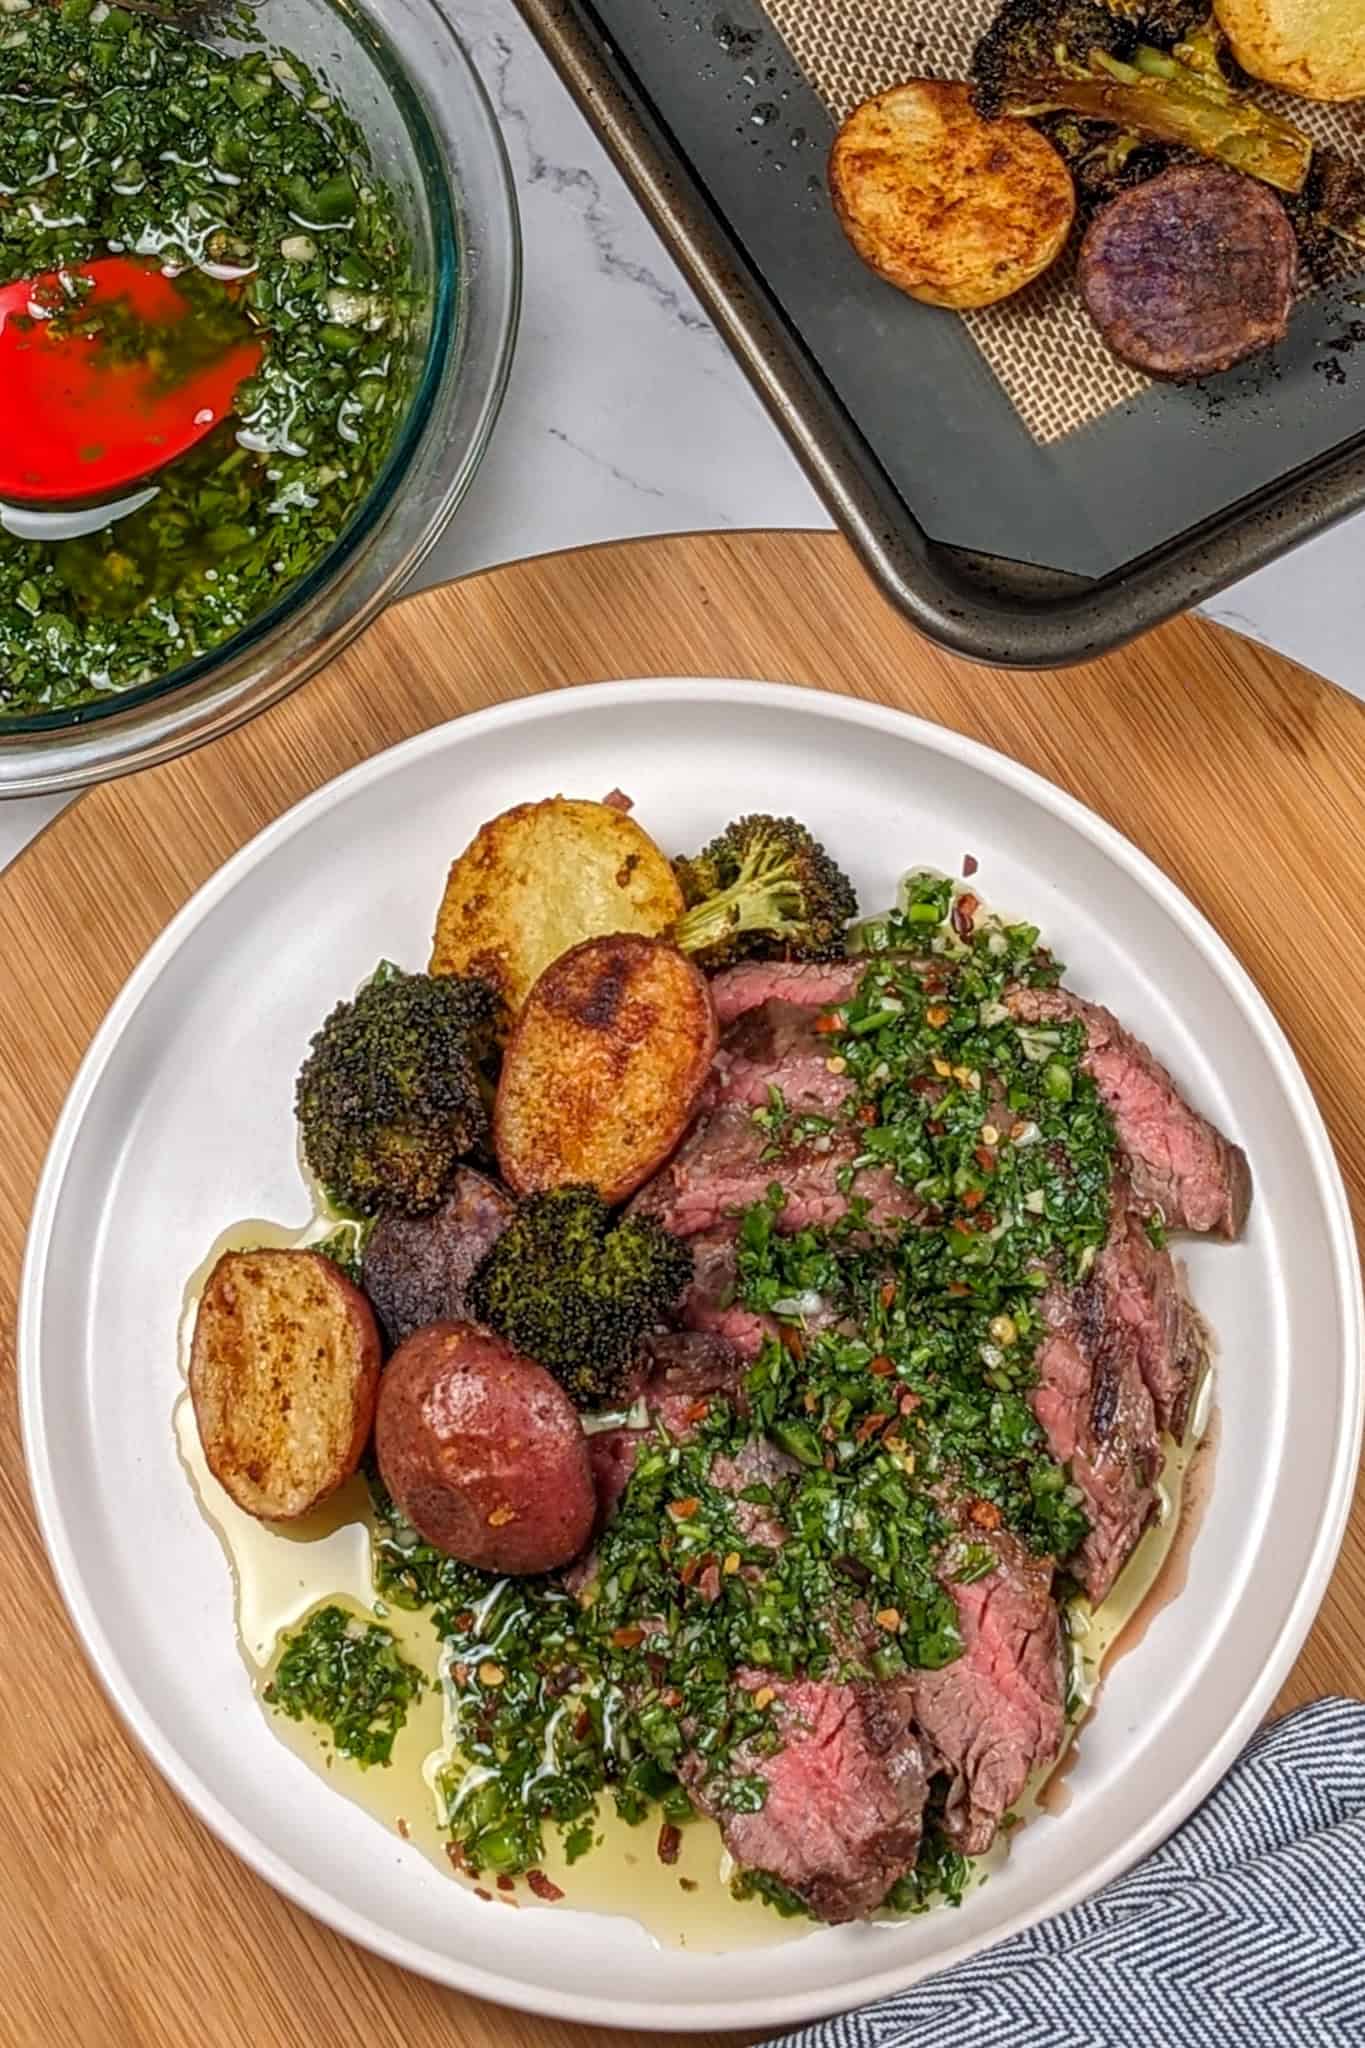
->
776, 1698, 1365, 2048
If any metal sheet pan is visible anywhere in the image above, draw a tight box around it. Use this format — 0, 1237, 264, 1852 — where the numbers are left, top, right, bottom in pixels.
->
514, 0, 1365, 666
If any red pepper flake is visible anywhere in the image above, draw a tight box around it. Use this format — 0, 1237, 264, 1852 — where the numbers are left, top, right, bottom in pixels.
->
446, 1840, 469, 1874
879, 1281, 897, 1309
573, 1708, 593, 1742
858, 1102, 878, 1126
780, 1325, 806, 1362
526, 1869, 565, 1903
454, 1611, 474, 1632
869, 1354, 895, 1377
951, 892, 979, 940
645, 1651, 668, 1682
678, 1557, 701, 1586
961, 1188, 985, 1211
497, 1874, 515, 1893
658, 1823, 682, 1865
969, 1498, 1003, 1531
814, 1011, 842, 1035
660, 1687, 683, 1708
668, 1497, 700, 1521
684, 1398, 711, 1425
974, 1146, 997, 1174
856, 1410, 891, 1443
962, 853, 979, 878
610, 1625, 645, 1649
475, 1888, 493, 1903
925, 1118, 945, 1137
947, 1281, 970, 1297
977, 1212, 996, 1232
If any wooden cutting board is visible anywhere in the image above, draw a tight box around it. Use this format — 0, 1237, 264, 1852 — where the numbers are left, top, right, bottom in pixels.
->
1, 530, 1363, 2048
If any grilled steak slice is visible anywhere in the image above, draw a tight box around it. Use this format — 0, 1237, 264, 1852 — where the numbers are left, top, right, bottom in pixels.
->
632, 1106, 918, 1239
681, 1672, 928, 1922
1008, 986, 1251, 1238
1035, 1278, 1160, 1605
640, 1329, 747, 1390
702, 999, 854, 1116
911, 1532, 1066, 1855
677, 1230, 774, 1359
1101, 1191, 1207, 1439
708, 958, 869, 1028
361, 1167, 514, 1350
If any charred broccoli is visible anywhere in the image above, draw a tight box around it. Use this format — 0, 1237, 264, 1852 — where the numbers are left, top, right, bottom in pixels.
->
671, 815, 857, 969
295, 965, 503, 1218
1035, 113, 1188, 214
971, 0, 1311, 197
467, 1186, 693, 1410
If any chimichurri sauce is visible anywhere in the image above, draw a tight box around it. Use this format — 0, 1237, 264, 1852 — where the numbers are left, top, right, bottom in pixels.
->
0, 0, 417, 714
353, 880, 1119, 1922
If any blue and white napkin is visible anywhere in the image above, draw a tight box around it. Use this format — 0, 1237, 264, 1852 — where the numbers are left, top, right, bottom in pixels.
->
775, 1699, 1365, 2048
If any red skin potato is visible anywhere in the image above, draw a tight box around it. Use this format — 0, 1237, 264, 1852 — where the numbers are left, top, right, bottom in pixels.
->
374, 1320, 595, 1573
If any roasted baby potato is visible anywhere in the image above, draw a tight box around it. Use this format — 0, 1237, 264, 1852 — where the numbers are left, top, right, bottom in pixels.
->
1214, 0, 1365, 101
829, 80, 1076, 310
430, 797, 684, 1019
374, 1321, 596, 1574
189, 1249, 381, 1521
495, 932, 717, 1202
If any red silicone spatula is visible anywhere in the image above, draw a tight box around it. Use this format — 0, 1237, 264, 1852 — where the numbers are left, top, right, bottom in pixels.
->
0, 256, 263, 506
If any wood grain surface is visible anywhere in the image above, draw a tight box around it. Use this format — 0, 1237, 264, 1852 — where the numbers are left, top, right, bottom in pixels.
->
1, 530, 1363, 2048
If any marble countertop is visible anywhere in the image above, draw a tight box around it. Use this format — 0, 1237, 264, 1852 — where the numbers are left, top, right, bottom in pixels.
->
2, 0, 1360, 868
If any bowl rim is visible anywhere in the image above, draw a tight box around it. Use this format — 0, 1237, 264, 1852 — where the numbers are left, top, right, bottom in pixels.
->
19, 677, 1364, 2029
0, 0, 520, 788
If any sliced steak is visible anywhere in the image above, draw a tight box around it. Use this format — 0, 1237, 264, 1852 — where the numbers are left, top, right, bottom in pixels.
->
681, 1672, 928, 1922
361, 1167, 514, 1350
632, 1106, 918, 1239
708, 958, 868, 1028
679, 1231, 774, 1360
1035, 1270, 1161, 1605
702, 999, 854, 1116
911, 1532, 1066, 1855
1008, 986, 1251, 1238
1100, 1190, 1207, 1439
640, 1329, 747, 1391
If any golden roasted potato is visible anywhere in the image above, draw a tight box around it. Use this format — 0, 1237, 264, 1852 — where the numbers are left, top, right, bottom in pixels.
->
495, 933, 717, 1202
829, 80, 1075, 310
430, 797, 684, 1019
1214, 0, 1365, 101
189, 1249, 380, 1521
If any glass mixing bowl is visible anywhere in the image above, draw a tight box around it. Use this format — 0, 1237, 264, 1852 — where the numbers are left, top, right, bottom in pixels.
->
0, 0, 520, 795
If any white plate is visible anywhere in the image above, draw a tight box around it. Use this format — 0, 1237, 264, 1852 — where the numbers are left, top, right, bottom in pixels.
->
20, 680, 1362, 2032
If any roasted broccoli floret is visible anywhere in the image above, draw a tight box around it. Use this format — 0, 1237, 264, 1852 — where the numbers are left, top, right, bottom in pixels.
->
971, 0, 1311, 197
295, 965, 503, 1218
467, 1186, 693, 1410
671, 815, 857, 969
1035, 113, 1186, 214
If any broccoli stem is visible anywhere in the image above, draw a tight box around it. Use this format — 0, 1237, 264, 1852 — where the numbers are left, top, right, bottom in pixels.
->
1008, 50, 1310, 194
673, 840, 804, 958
